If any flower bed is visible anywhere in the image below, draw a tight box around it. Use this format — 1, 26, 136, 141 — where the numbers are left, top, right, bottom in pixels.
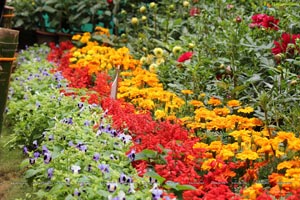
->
4, 1, 300, 200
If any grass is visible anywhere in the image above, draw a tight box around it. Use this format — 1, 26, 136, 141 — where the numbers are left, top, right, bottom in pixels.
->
0, 126, 32, 200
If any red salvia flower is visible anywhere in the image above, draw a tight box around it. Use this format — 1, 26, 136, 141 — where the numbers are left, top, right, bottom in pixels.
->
177, 52, 193, 62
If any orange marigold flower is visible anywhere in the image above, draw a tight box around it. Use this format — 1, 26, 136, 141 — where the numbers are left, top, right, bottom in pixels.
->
189, 100, 204, 107
213, 107, 230, 116
227, 99, 241, 107
207, 97, 222, 106
181, 89, 193, 95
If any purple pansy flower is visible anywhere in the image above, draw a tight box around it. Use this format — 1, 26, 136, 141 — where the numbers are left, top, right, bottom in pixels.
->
33, 140, 38, 149
98, 164, 109, 173
107, 182, 117, 193
93, 153, 100, 161
151, 188, 163, 200
48, 168, 54, 179
44, 152, 52, 164
127, 149, 135, 162
23, 146, 28, 155
74, 188, 80, 196
34, 152, 40, 158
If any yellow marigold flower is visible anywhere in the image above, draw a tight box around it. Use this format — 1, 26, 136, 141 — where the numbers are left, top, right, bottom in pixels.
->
153, 48, 164, 58
172, 46, 182, 54
276, 131, 296, 141
181, 89, 193, 95
242, 183, 263, 200
238, 106, 254, 114
186, 155, 195, 161
186, 122, 206, 130
227, 100, 241, 107
193, 142, 208, 149
72, 34, 81, 41
73, 51, 81, 58
207, 141, 222, 153
69, 57, 77, 63
288, 138, 300, 151
207, 97, 222, 106
218, 149, 234, 160
236, 149, 259, 160
154, 109, 167, 120
213, 107, 230, 116
285, 168, 300, 178
277, 161, 298, 170
201, 158, 218, 171
80, 35, 90, 43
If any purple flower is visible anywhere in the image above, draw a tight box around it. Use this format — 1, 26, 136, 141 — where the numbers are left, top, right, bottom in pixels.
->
48, 168, 54, 179
42, 145, 49, 154
78, 102, 84, 109
74, 188, 81, 196
44, 152, 52, 164
93, 153, 100, 161
68, 141, 74, 147
29, 158, 35, 165
84, 120, 91, 126
33, 140, 38, 149
107, 182, 117, 193
23, 146, 28, 155
118, 133, 132, 144
96, 129, 102, 137
98, 164, 109, 173
34, 152, 40, 158
127, 149, 135, 162
152, 188, 163, 200
36, 101, 41, 108
78, 144, 87, 152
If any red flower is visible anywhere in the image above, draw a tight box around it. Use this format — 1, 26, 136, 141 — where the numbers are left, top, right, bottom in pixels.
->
177, 52, 193, 62
249, 14, 279, 30
190, 7, 200, 16
107, 0, 113, 3
272, 32, 300, 55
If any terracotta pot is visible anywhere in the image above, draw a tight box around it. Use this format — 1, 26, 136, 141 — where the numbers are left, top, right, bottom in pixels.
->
0, 6, 14, 28
35, 29, 58, 45
0, 27, 19, 134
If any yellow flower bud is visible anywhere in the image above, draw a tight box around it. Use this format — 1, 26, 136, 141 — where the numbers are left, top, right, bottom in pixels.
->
153, 48, 164, 58
172, 46, 182, 54
141, 16, 147, 22
131, 17, 139, 25
183, 1, 190, 7
188, 43, 195, 49
149, 2, 157, 9
140, 6, 147, 13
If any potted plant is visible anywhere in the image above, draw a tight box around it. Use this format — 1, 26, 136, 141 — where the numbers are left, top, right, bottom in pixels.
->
33, 0, 58, 44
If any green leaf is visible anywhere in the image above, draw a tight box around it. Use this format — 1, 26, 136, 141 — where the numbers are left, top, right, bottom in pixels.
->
135, 149, 158, 161
176, 184, 196, 191
24, 168, 43, 179
144, 171, 165, 184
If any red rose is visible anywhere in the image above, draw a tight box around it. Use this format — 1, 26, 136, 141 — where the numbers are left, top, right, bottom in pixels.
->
177, 52, 193, 62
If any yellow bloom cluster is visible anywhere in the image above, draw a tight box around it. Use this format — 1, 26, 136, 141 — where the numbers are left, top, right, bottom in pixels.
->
69, 28, 141, 74
118, 67, 185, 113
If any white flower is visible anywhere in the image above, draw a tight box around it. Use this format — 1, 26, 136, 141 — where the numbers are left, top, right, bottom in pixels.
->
71, 165, 81, 174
